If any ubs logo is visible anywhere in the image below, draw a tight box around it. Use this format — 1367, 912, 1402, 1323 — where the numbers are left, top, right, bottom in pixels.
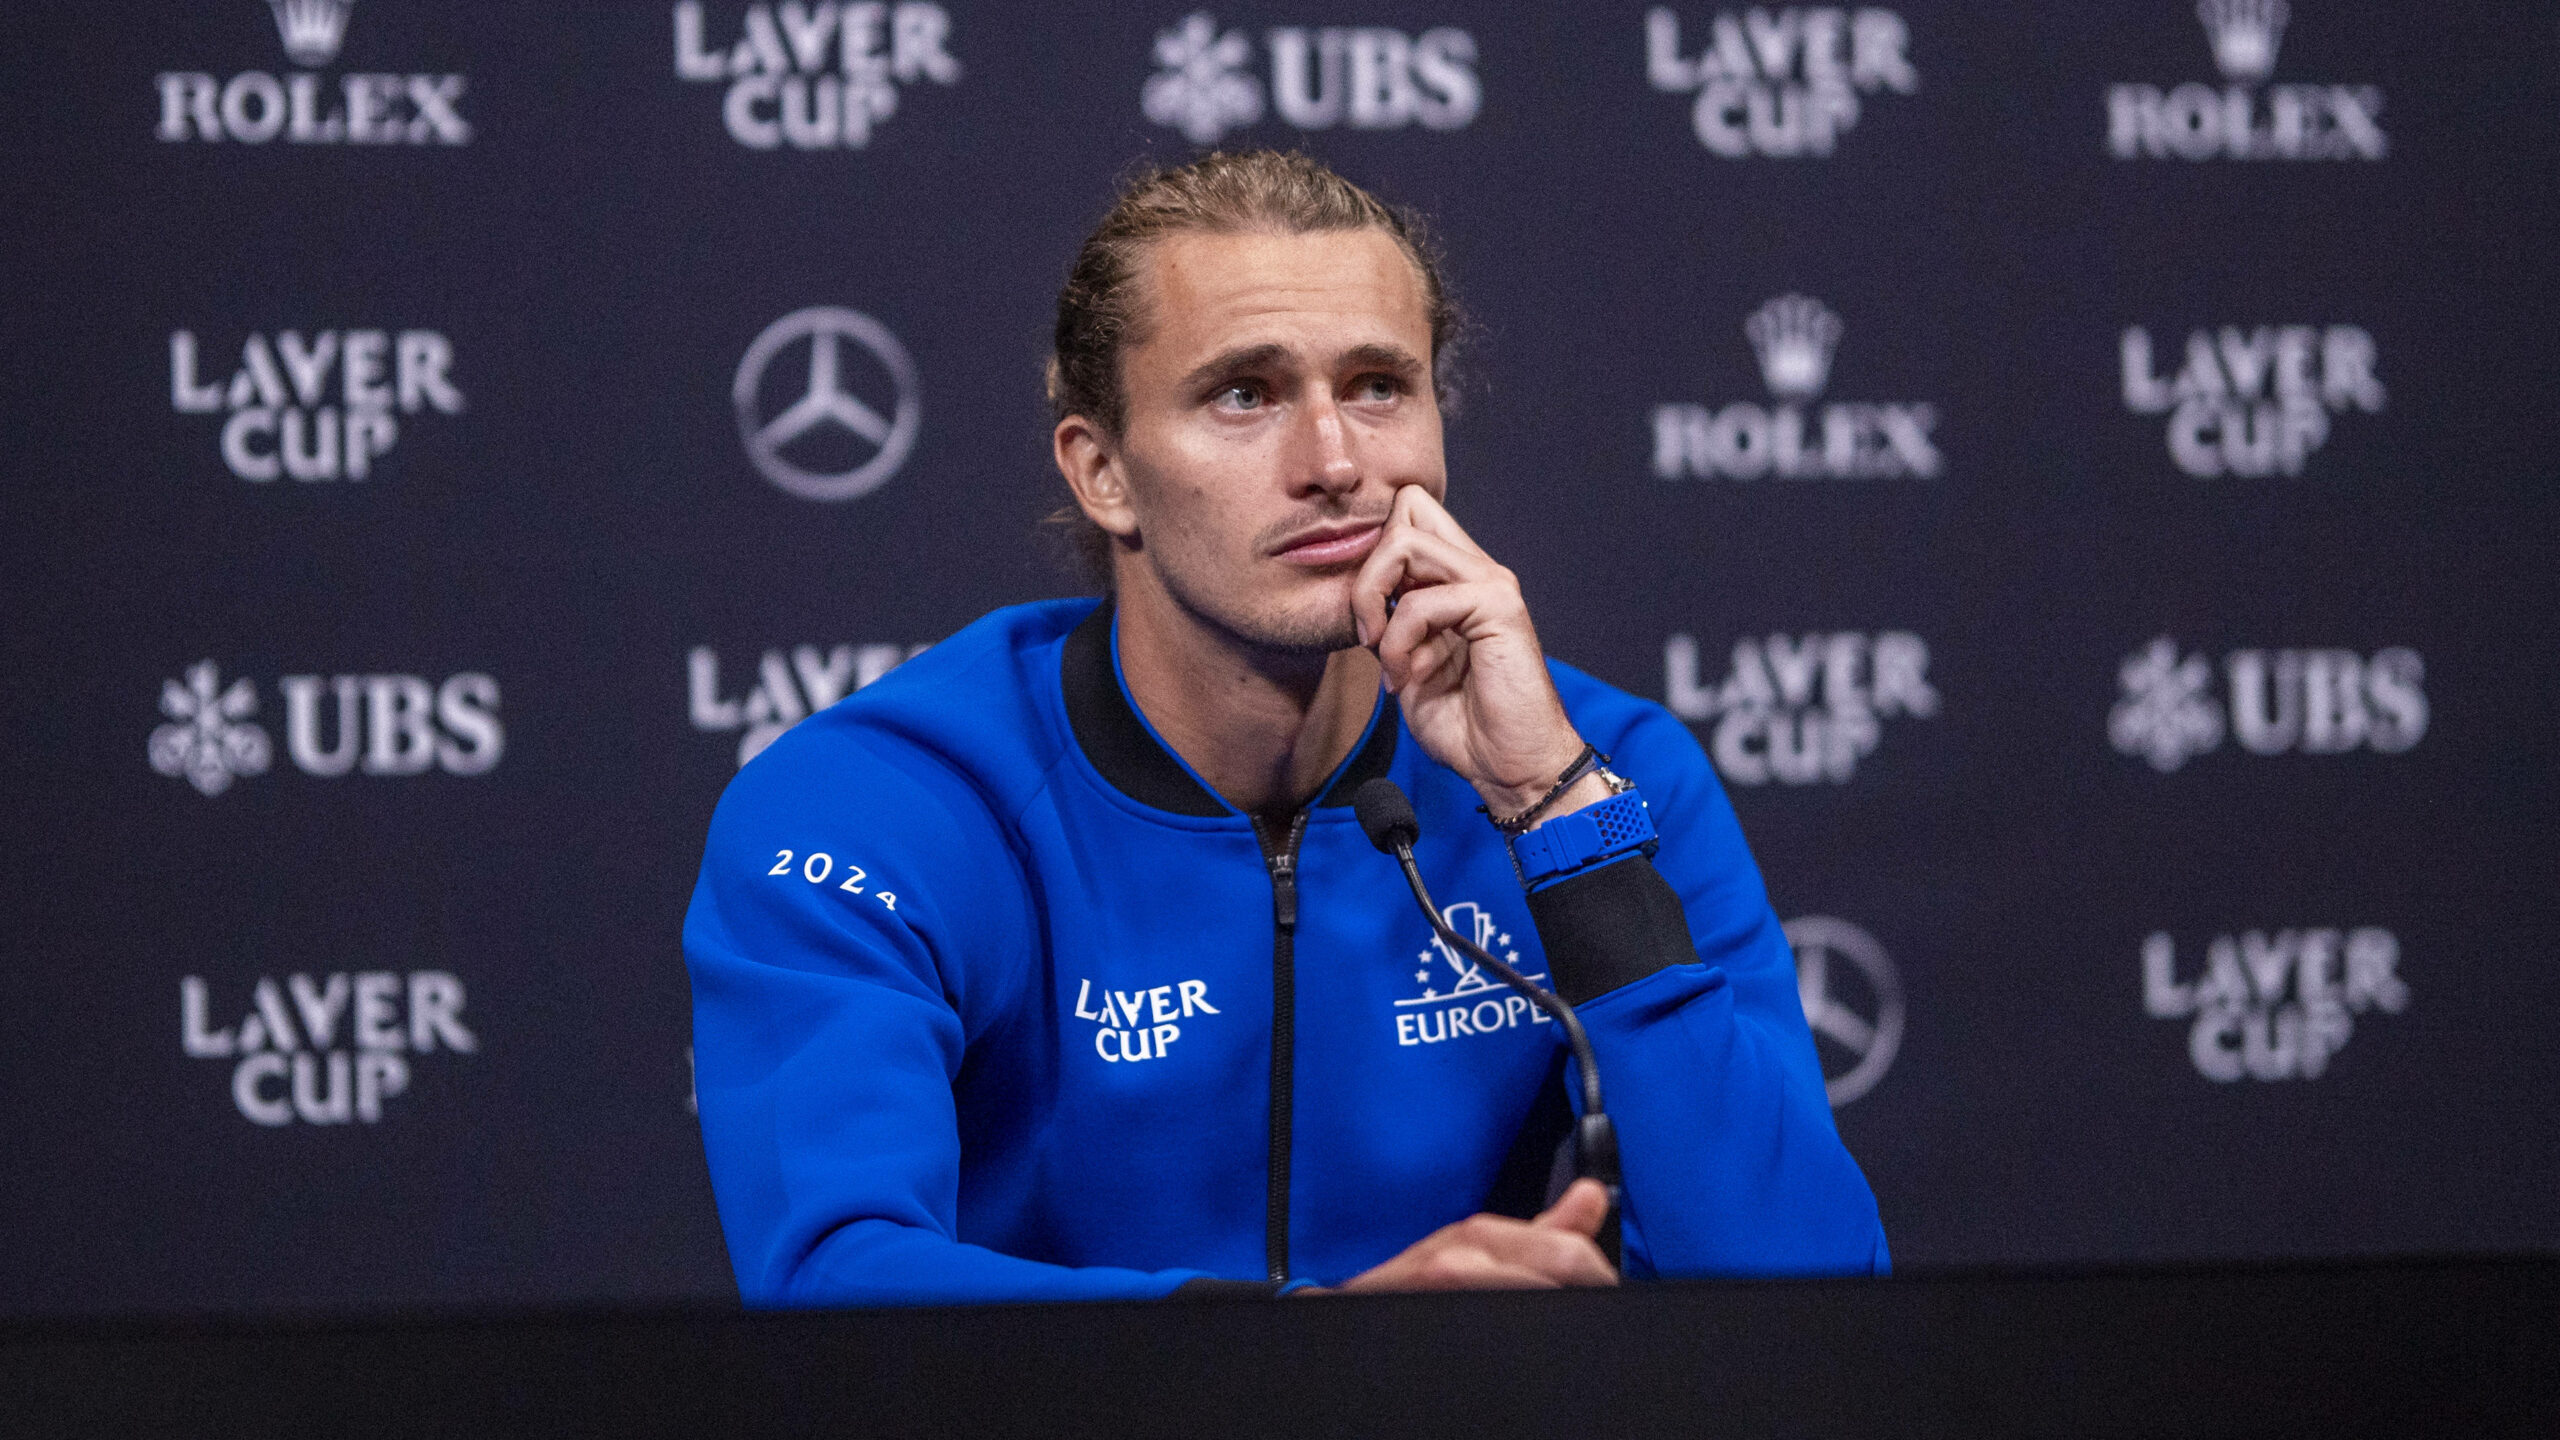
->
1786, 915, 1902, 1105
149, 661, 504, 796
2109, 638, 2426, 773
732, 306, 920, 501
1140, 12, 1480, 145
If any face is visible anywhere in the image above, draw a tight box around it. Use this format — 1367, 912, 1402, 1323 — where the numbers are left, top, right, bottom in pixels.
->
1063, 226, 1446, 654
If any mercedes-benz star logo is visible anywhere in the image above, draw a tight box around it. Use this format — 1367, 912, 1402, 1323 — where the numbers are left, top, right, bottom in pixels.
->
1785, 915, 1905, 1106
732, 306, 920, 501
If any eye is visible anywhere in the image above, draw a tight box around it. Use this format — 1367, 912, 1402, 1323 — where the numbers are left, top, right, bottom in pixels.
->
1212, 382, 1266, 411
1351, 374, 1404, 403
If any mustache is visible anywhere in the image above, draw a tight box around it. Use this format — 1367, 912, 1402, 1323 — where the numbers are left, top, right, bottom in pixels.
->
1256, 505, 1394, 555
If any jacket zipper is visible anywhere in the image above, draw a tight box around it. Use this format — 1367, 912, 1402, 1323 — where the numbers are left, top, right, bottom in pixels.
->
1251, 809, 1308, 1285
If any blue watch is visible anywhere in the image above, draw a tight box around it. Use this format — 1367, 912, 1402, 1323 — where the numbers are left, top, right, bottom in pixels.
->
1507, 778, 1657, 891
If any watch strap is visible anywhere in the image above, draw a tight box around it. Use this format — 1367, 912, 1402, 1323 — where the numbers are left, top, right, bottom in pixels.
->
1509, 788, 1659, 891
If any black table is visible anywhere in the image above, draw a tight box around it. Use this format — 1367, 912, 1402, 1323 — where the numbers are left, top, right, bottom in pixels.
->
4, 1255, 2552, 1437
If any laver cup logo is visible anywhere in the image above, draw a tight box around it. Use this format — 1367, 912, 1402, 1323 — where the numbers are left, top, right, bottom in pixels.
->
1644, 7, 1918, 158
156, 1, 472, 146
171, 329, 461, 482
2143, 928, 2406, 1081
2108, 1, 2385, 161
2120, 324, 2381, 478
1665, 631, 1937, 785
1653, 295, 1941, 481
2110, 639, 2425, 773
671, 2, 961, 150
182, 971, 475, 1125
734, 307, 920, 501
690, 642, 928, 765
1786, 916, 1902, 1106
1141, 13, 1480, 145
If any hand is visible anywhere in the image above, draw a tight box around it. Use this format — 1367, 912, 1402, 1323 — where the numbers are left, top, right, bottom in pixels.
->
1301, 1179, 1619, 1293
1350, 486, 1590, 817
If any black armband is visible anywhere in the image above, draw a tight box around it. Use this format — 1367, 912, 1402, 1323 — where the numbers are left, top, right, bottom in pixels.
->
1524, 855, 1696, 1005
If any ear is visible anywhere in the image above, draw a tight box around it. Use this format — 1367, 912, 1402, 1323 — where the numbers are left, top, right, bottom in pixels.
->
1053, 414, 1141, 541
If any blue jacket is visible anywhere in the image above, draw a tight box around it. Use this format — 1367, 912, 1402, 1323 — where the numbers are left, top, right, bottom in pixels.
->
683, 599, 1885, 1306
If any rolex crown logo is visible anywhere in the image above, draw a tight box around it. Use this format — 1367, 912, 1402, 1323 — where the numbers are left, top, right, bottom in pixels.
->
1744, 295, 1844, 403
268, 0, 354, 68
2197, 0, 2288, 83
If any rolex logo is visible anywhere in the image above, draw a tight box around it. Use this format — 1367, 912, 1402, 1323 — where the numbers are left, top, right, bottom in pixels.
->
1652, 294, 1941, 483
267, 0, 353, 68
2197, 0, 2287, 83
1744, 295, 1844, 403
2107, 0, 2379, 162
157, 0, 470, 148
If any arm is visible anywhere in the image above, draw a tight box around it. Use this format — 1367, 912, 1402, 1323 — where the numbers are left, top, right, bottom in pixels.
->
1529, 695, 1889, 1278
682, 728, 1221, 1308
1352, 485, 1885, 1281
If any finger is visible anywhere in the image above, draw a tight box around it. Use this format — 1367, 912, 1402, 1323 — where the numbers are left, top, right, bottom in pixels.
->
1448, 1214, 1616, 1288
1369, 522, 1500, 600
1352, 526, 1498, 648
1392, 483, 1489, 559
1360, 530, 1501, 637
1394, 630, 1468, 699
1341, 1240, 1555, 1294
1408, 1246, 1564, 1292
1533, 1178, 1613, 1238
1375, 583, 1494, 689
1348, 520, 1412, 649
1522, 1235, 1620, 1288
1351, 497, 1419, 648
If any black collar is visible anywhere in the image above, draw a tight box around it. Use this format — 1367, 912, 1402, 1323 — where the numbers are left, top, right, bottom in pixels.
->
1059, 602, 1398, 817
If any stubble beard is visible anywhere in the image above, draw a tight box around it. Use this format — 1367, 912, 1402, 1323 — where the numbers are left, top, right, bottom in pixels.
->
1154, 552, 1361, 661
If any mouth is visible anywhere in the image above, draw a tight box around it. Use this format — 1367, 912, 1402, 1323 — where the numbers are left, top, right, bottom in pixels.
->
1270, 521, 1385, 569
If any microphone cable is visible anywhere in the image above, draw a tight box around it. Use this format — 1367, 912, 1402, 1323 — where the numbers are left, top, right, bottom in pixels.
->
1354, 778, 1624, 1270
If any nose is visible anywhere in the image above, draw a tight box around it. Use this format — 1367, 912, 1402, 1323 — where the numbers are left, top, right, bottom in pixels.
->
1291, 390, 1361, 500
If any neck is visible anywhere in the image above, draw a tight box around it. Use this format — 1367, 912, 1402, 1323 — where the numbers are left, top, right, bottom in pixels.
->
1111, 580, 1381, 818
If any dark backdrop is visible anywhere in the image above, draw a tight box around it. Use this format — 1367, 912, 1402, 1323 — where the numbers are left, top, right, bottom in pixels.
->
2, 0, 2553, 1315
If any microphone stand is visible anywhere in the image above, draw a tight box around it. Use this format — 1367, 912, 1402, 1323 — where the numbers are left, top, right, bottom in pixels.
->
1361, 782, 1625, 1270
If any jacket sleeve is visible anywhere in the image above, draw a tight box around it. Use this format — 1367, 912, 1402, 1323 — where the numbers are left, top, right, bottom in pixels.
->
682, 727, 1221, 1307
1524, 694, 1889, 1279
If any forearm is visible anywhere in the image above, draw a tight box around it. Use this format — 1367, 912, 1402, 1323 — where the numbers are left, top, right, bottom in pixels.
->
1567, 951, 1887, 1279
1520, 849, 1885, 1279
769, 1216, 1224, 1309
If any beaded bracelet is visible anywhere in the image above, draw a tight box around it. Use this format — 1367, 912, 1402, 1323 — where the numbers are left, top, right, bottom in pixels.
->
1481, 743, 1605, 837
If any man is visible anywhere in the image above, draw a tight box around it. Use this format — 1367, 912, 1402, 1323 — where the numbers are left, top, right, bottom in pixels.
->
683, 151, 1885, 1305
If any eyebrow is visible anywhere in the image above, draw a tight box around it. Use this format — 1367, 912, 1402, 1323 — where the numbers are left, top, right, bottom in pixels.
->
1177, 341, 1426, 395
1179, 343, 1291, 395
1339, 343, 1427, 379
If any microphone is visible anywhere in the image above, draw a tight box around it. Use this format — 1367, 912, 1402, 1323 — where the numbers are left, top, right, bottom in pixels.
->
1353, 778, 1624, 1271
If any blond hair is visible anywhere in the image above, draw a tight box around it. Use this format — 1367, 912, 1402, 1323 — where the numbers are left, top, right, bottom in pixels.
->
1044, 150, 1462, 583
